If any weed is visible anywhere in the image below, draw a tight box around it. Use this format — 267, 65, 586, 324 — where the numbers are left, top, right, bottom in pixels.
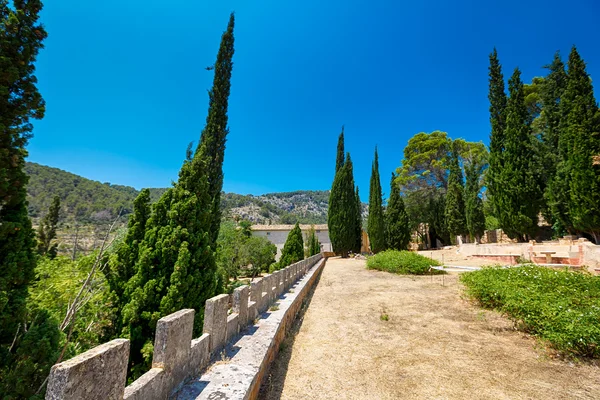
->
380, 313, 389, 321
269, 304, 280, 312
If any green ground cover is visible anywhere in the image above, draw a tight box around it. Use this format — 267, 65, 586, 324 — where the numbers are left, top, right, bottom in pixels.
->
366, 250, 443, 275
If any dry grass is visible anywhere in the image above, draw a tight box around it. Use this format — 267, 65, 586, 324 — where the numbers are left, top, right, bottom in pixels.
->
259, 257, 600, 400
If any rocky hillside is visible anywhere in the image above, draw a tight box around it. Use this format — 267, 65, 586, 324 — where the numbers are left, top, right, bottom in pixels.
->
25, 162, 349, 225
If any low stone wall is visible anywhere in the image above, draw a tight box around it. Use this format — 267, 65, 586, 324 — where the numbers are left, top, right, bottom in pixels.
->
45, 254, 324, 400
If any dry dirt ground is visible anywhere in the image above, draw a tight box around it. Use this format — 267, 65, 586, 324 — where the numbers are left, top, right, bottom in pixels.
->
259, 257, 600, 400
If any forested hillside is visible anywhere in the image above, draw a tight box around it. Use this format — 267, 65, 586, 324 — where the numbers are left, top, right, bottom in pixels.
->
25, 162, 336, 224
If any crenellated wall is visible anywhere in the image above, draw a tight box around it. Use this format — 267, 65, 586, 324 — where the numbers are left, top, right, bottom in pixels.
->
45, 254, 324, 400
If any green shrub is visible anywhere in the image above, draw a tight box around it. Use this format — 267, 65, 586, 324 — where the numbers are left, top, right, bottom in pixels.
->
461, 265, 600, 358
366, 250, 443, 275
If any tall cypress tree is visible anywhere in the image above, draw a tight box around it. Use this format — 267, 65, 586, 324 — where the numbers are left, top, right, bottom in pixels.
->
120, 14, 235, 378
464, 163, 485, 242
328, 150, 358, 258
385, 174, 411, 250
37, 195, 61, 258
487, 48, 508, 219
0, 0, 48, 366
200, 13, 235, 247
444, 142, 466, 239
560, 47, 600, 242
279, 223, 304, 268
367, 148, 385, 253
495, 68, 542, 241
335, 126, 345, 173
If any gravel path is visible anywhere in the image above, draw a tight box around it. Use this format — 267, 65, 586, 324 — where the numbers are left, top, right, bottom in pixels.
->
259, 257, 599, 400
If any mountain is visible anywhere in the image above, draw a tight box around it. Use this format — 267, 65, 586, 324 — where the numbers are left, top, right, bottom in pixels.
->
24, 162, 337, 224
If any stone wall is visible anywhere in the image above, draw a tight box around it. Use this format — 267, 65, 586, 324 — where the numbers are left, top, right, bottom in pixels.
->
45, 254, 324, 400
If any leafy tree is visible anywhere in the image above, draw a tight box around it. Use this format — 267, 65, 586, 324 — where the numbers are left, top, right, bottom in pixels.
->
385, 174, 410, 251
279, 223, 304, 268
367, 148, 385, 253
200, 13, 236, 247
487, 48, 508, 220
558, 47, 600, 242
494, 68, 542, 241
37, 195, 61, 258
444, 142, 466, 239
119, 14, 236, 378
244, 236, 276, 277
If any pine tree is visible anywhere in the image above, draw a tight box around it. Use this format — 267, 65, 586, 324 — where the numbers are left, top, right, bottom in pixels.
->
354, 186, 362, 253
328, 151, 359, 257
560, 47, 600, 242
367, 148, 385, 253
120, 14, 235, 378
464, 163, 485, 242
487, 48, 508, 219
495, 68, 542, 241
444, 143, 466, 239
385, 174, 411, 250
200, 13, 235, 247
335, 126, 345, 173
279, 223, 304, 268
37, 195, 61, 258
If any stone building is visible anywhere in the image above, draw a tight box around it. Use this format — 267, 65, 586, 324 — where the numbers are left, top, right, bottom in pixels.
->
251, 224, 332, 260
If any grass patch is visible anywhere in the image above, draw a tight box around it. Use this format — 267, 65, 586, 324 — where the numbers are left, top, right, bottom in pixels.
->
380, 313, 389, 321
367, 250, 444, 275
269, 304, 280, 311
461, 265, 600, 358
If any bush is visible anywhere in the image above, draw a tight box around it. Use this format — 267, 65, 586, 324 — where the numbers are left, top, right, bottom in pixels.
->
461, 265, 600, 358
366, 250, 443, 275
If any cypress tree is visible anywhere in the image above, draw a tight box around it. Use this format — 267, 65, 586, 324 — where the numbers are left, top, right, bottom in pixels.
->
0, 0, 47, 366
487, 48, 508, 218
279, 223, 304, 268
200, 13, 235, 247
120, 14, 235, 378
328, 151, 358, 257
354, 186, 362, 253
464, 163, 485, 242
335, 126, 345, 173
367, 148, 385, 253
560, 47, 600, 242
37, 195, 61, 258
495, 68, 542, 241
444, 142, 466, 239
385, 174, 411, 250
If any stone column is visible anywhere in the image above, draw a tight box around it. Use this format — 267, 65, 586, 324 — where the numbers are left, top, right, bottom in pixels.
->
203, 294, 229, 353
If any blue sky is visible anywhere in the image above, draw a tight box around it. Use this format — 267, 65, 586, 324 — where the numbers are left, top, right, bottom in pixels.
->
29, 0, 600, 201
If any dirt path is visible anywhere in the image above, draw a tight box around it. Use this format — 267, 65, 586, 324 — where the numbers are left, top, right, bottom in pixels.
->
259, 257, 599, 400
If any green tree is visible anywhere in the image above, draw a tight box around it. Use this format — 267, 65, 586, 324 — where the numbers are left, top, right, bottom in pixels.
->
37, 195, 61, 258
444, 142, 466, 239
367, 148, 385, 253
385, 174, 411, 250
335, 126, 345, 172
120, 14, 236, 378
354, 187, 362, 253
464, 163, 486, 242
244, 236, 276, 277
304, 225, 321, 257
200, 13, 236, 247
495, 68, 542, 241
487, 48, 508, 220
559, 47, 600, 242
279, 223, 304, 268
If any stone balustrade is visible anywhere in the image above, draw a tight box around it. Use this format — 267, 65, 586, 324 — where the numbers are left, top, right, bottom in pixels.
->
45, 254, 324, 400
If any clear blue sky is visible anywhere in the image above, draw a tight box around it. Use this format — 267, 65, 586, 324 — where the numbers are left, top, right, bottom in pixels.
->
29, 0, 600, 201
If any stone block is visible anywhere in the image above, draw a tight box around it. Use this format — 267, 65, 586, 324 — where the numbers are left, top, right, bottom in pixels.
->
123, 368, 167, 400
46, 339, 129, 400
189, 334, 210, 376
233, 285, 249, 331
203, 294, 229, 353
226, 314, 239, 342
152, 309, 195, 394
247, 301, 257, 325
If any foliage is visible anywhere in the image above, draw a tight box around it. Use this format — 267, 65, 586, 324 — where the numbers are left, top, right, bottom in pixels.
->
464, 163, 486, 241
37, 195, 61, 258
353, 187, 362, 253
461, 265, 600, 358
366, 250, 443, 275
367, 148, 385, 253
305, 225, 321, 257
493, 68, 542, 241
116, 14, 236, 379
444, 143, 466, 238
385, 174, 410, 251
335, 126, 345, 173
278, 223, 304, 269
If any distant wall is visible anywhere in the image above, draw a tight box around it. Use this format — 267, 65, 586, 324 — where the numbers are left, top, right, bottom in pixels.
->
45, 254, 324, 400
252, 228, 332, 260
